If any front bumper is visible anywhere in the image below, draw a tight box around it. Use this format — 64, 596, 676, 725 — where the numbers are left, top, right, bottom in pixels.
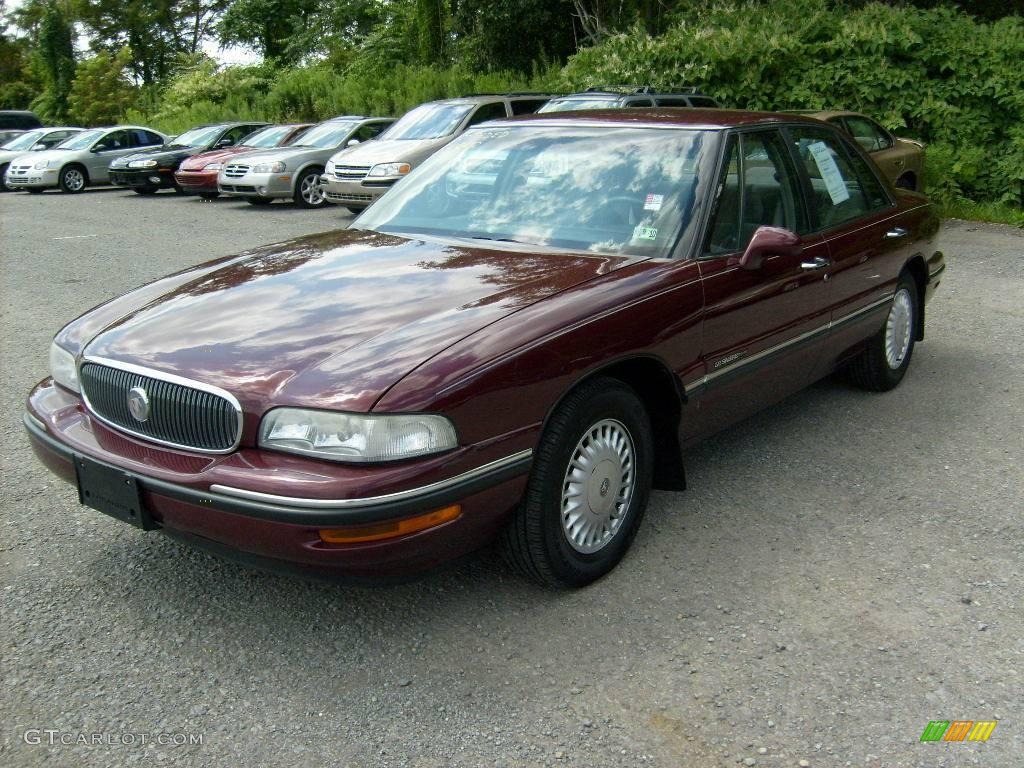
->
110, 168, 177, 190
5, 167, 58, 188
174, 169, 219, 195
218, 171, 293, 199
25, 380, 531, 580
320, 175, 398, 209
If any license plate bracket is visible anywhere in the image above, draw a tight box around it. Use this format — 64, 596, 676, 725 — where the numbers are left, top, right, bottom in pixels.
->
74, 454, 155, 530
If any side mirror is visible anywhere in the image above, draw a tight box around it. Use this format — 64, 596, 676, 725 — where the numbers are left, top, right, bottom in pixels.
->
90, 145, 104, 153
738, 226, 802, 270
32, 143, 47, 150
347, 138, 361, 147
216, 138, 234, 148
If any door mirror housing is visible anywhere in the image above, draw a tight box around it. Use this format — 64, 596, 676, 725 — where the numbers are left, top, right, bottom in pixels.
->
738, 226, 803, 270
216, 138, 234, 148
347, 138, 361, 147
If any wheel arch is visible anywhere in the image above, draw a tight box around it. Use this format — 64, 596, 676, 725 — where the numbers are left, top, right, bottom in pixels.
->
63, 161, 90, 183
293, 162, 324, 192
895, 171, 917, 191
903, 255, 928, 340
540, 354, 687, 492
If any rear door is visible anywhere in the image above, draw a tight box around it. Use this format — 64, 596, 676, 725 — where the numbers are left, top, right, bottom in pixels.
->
686, 127, 831, 440
784, 123, 911, 371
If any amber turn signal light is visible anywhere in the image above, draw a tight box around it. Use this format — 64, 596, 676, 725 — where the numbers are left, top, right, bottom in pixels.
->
319, 505, 461, 545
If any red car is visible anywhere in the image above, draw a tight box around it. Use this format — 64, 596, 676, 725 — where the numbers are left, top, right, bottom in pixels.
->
174, 123, 312, 198
26, 110, 945, 587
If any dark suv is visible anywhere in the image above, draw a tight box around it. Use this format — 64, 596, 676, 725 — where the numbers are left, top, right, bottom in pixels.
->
538, 86, 719, 113
0, 110, 44, 144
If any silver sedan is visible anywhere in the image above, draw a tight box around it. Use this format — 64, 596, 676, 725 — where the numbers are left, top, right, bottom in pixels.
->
0, 127, 84, 192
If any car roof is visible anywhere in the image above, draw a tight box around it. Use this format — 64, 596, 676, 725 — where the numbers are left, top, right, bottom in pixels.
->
784, 109, 858, 121
432, 93, 555, 106
497, 107, 830, 130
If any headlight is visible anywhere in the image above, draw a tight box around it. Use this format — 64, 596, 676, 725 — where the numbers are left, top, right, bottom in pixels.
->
259, 408, 457, 463
324, 160, 336, 174
49, 342, 80, 393
34, 159, 52, 169
129, 159, 158, 168
204, 162, 222, 171
252, 161, 286, 173
368, 162, 412, 178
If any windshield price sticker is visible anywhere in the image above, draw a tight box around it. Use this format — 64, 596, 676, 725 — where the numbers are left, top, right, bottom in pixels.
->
644, 193, 664, 211
632, 225, 658, 241
808, 141, 850, 205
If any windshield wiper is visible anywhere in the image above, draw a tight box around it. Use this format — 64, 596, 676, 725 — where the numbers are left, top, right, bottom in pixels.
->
467, 235, 527, 244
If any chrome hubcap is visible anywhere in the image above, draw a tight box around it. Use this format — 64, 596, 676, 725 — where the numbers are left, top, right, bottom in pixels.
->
560, 419, 635, 554
64, 169, 84, 191
885, 288, 913, 369
301, 175, 323, 205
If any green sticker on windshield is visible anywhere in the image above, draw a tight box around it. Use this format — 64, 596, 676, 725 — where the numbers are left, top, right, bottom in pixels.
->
632, 225, 658, 241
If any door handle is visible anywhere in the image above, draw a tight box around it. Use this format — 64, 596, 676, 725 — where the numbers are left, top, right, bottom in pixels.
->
885, 227, 908, 240
800, 256, 830, 270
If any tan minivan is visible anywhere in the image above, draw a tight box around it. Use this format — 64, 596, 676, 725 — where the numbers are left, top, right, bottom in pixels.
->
321, 93, 553, 213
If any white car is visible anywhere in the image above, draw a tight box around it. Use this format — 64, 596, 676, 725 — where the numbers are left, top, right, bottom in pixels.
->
4, 125, 166, 193
0, 127, 83, 192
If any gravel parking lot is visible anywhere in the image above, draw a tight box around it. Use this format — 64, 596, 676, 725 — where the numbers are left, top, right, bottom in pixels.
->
1, 188, 1021, 768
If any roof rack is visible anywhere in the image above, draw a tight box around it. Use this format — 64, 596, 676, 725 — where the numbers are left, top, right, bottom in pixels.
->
462, 92, 556, 98
583, 85, 705, 96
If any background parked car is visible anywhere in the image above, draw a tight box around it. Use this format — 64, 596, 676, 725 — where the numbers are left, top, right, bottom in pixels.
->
537, 86, 719, 113
218, 116, 395, 208
3, 125, 166, 193
109, 122, 268, 195
0, 127, 83, 192
174, 123, 313, 199
788, 110, 925, 191
321, 93, 553, 213
0, 109, 43, 144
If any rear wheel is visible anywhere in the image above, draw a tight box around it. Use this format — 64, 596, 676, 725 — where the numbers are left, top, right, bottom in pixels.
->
246, 196, 273, 206
133, 188, 158, 196
0, 164, 9, 192
59, 165, 87, 193
846, 272, 918, 391
345, 206, 366, 215
501, 377, 654, 588
293, 167, 325, 208
895, 174, 916, 191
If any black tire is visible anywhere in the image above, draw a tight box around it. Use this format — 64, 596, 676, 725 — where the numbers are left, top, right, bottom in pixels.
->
133, 188, 158, 196
58, 164, 87, 194
246, 196, 273, 206
895, 174, 916, 191
345, 206, 366, 215
199, 192, 220, 200
846, 272, 918, 392
501, 376, 654, 588
293, 167, 325, 208
0, 164, 9, 192
173, 184, 186, 195
26, 187, 44, 194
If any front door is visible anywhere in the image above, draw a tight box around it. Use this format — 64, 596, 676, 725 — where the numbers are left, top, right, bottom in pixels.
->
684, 128, 832, 442
87, 130, 134, 182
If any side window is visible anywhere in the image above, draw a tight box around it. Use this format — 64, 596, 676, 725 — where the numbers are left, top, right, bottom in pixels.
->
40, 131, 68, 147
842, 116, 893, 152
689, 97, 719, 108
97, 130, 129, 151
131, 130, 162, 147
704, 130, 805, 256
624, 98, 654, 107
655, 97, 689, 107
510, 99, 548, 115
220, 126, 249, 146
355, 122, 388, 142
467, 102, 508, 127
788, 126, 886, 229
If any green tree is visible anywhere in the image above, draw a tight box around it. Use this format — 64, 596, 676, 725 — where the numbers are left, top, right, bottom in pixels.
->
451, 0, 577, 72
0, 1, 40, 108
415, 0, 447, 64
218, 0, 318, 63
67, 47, 138, 125
32, 0, 77, 121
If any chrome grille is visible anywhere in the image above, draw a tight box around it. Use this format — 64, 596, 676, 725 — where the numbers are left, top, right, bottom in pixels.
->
326, 191, 373, 202
223, 164, 249, 179
334, 165, 371, 180
80, 362, 241, 453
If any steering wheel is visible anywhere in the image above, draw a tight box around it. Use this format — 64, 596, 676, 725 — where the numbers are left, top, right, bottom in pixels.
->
589, 195, 640, 227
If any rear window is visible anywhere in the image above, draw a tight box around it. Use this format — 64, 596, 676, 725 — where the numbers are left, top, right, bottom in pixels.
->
537, 98, 618, 113
380, 103, 474, 140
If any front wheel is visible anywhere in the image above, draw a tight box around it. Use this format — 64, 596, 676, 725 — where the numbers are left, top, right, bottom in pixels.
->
293, 167, 325, 208
0, 164, 9, 192
59, 165, 87, 193
846, 273, 918, 391
246, 196, 273, 206
133, 188, 158, 196
501, 377, 654, 588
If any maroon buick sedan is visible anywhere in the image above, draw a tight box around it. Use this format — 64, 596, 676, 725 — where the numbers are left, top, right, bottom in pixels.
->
25, 110, 945, 587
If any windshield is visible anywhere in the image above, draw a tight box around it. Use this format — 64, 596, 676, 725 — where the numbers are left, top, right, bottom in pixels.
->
537, 98, 618, 113
242, 125, 296, 148
171, 125, 224, 148
55, 129, 105, 150
2, 129, 46, 150
291, 121, 357, 148
380, 103, 473, 141
357, 125, 710, 257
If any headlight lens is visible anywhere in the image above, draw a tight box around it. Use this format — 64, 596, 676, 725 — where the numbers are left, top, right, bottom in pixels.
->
34, 159, 51, 169
252, 161, 286, 173
49, 342, 80, 393
129, 159, 158, 168
204, 162, 223, 171
324, 160, 336, 174
368, 162, 412, 178
259, 409, 457, 463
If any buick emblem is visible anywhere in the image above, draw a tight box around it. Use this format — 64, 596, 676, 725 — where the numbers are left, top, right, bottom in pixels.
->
127, 386, 150, 423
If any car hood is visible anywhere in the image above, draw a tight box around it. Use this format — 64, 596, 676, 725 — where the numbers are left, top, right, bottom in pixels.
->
80, 229, 639, 414
118, 146, 202, 165
0, 148, 38, 164
16, 148, 74, 165
330, 138, 449, 167
225, 146, 330, 166
179, 146, 257, 170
